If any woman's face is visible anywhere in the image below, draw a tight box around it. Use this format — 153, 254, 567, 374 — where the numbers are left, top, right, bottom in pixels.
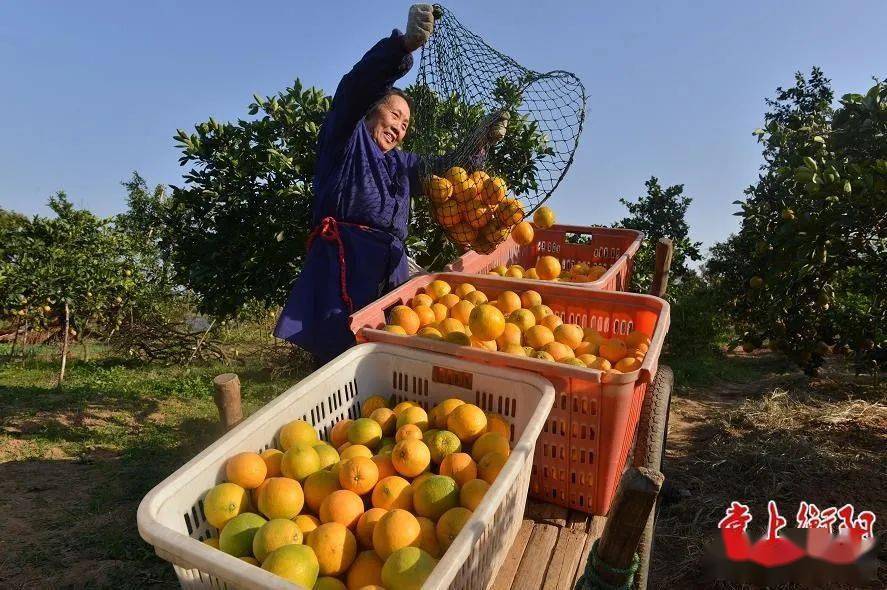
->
367, 94, 410, 152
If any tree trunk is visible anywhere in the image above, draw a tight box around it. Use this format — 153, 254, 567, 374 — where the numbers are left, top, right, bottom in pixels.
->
213, 373, 243, 431
650, 238, 674, 298
8, 316, 22, 360
59, 302, 70, 384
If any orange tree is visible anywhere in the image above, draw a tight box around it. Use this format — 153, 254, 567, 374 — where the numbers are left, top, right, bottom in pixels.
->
707, 69, 886, 373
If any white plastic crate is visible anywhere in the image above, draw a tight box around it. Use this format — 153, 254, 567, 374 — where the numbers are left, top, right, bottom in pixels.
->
137, 343, 555, 590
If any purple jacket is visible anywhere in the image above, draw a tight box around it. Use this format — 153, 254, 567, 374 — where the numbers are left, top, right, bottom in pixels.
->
274, 30, 420, 362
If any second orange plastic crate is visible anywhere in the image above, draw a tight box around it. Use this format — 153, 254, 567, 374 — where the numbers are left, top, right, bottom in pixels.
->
349, 272, 669, 515
447, 224, 643, 291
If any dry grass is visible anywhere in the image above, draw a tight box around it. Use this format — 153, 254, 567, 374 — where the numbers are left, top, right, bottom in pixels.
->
651, 356, 886, 588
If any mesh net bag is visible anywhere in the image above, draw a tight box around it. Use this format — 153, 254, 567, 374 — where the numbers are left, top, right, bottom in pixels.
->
409, 4, 586, 254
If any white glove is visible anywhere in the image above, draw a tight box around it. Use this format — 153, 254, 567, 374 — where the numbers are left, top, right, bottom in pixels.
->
488, 110, 510, 144
404, 4, 434, 52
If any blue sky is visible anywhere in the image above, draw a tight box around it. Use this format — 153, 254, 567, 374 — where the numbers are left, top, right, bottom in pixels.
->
1, 1, 885, 255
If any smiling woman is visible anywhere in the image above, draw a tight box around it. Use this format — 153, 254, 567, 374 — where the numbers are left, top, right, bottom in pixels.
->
366, 89, 414, 152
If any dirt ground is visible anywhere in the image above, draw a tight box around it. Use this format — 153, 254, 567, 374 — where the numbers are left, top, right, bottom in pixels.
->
0, 351, 883, 589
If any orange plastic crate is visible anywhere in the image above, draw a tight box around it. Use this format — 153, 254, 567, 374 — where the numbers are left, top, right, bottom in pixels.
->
349, 272, 670, 515
447, 224, 643, 291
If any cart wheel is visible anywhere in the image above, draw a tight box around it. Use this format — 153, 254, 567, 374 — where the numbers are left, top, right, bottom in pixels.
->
631, 365, 673, 590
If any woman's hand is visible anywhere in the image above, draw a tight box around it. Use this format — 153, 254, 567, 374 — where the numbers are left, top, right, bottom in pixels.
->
404, 4, 435, 52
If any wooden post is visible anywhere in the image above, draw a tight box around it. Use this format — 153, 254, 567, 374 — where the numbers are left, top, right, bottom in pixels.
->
58, 302, 70, 384
649, 238, 674, 298
8, 316, 22, 360
213, 373, 243, 431
586, 467, 664, 588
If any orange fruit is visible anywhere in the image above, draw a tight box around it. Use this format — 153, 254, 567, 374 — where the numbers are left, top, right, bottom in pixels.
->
410, 293, 434, 309
437, 317, 464, 335
382, 324, 406, 335
253, 518, 303, 563
443, 166, 469, 185
481, 176, 507, 205
439, 453, 477, 487
454, 282, 476, 298
470, 337, 497, 351
346, 550, 384, 589
430, 302, 448, 323
257, 477, 305, 520
261, 544, 319, 586
388, 305, 420, 335
587, 357, 612, 370
560, 357, 586, 367
507, 308, 536, 332
391, 439, 431, 477
435, 199, 461, 227
533, 206, 555, 229
362, 395, 388, 417
308, 522, 357, 576
438, 293, 461, 309
436, 507, 473, 552
502, 343, 526, 355
202, 536, 220, 549
412, 305, 436, 327
396, 406, 429, 431
554, 324, 584, 350
615, 357, 642, 372
535, 256, 561, 280
519, 290, 541, 308
524, 325, 554, 349
426, 175, 453, 204
331, 422, 352, 450
524, 268, 539, 279
348, 418, 383, 450
540, 314, 563, 332
204, 482, 250, 529
470, 170, 491, 190
462, 290, 487, 305
485, 413, 511, 440
355, 509, 387, 549
529, 304, 553, 322
225, 452, 267, 490
339, 456, 379, 496
381, 547, 437, 589
304, 469, 341, 513
392, 401, 418, 416
523, 346, 536, 356
489, 264, 507, 276
464, 198, 492, 229
372, 475, 413, 511
470, 432, 511, 463
504, 266, 524, 278
417, 326, 443, 339
372, 454, 397, 480
599, 338, 628, 362
446, 404, 487, 443
219, 512, 267, 557
449, 300, 475, 324
574, 341, 597, 356
369, 408, 397, 436
416, 516, 443, 558
589, 265, 607, 279
279, 419, 319, 451
460, 479, 489, 511
511, 221, 534, 246
413, 475, 459, 520
496, 198, 525, 225
478, 452, 507, 484
495, 322, 523, 349
624, 330, 652, 348
372, 509, 422, 560
293, 514, 321, 537
444, 331, 471, 346
450, 222, 479, 244
260, 448, 284, 478
424, 280, 451, 301
430, 398, 465, 429
577, 353, 597, 366
496, 291, 522, 314
395, 424, 423, 442
320, 489, 365, 529
468, 304, 506, 341
451, 176, 478, 204
340, 444, 373, 461
533, 350, 555, 362
281, 445, 321, 481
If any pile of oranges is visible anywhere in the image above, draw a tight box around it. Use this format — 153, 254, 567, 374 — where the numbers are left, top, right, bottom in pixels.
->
425, 168, 557, 253
380, 279, 651, 373
486, 258, 610, 283
199, 396, 513, 590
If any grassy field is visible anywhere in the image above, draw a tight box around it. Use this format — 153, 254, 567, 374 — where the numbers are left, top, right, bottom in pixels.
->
1, 343, 883, 588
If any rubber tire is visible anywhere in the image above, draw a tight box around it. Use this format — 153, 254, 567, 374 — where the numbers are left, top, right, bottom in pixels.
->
631, 365, 673, 590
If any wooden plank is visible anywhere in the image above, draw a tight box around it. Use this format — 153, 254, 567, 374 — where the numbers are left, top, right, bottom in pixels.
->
524, 499, 569, 527
567, 510, 589, 532
572, 515, 607, 587
542, 527, 588, 590
513, 523, 559, 590
490, 519, 535, 590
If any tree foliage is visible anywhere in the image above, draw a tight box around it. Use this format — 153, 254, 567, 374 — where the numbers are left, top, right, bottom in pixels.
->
707, 69, 886, 371
616, 176, 702, 292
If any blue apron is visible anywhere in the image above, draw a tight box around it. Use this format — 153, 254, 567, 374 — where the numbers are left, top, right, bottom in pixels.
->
274, 30, 420, 363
